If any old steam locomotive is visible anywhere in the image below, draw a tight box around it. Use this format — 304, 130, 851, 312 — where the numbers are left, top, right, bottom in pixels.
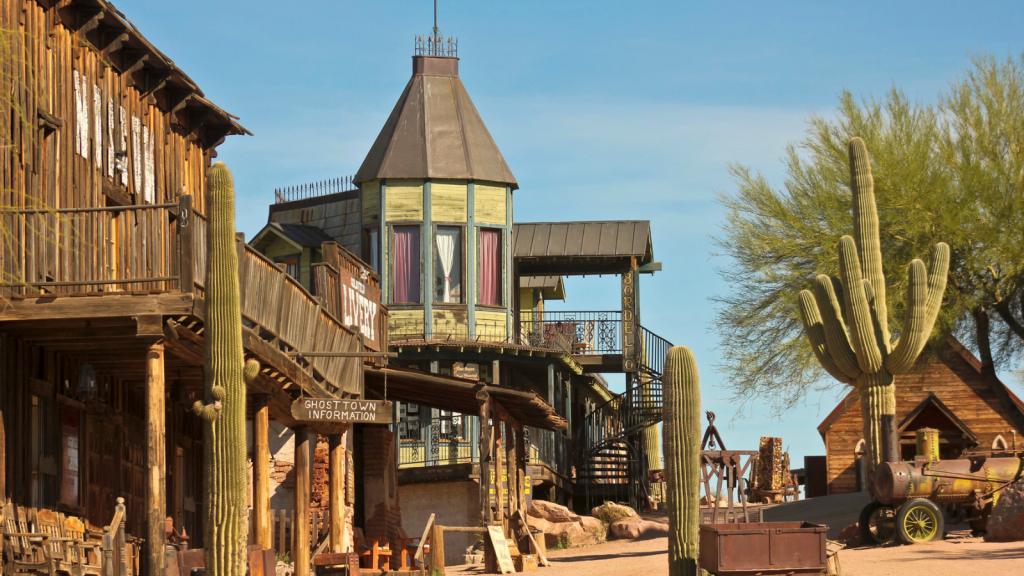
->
859, 429, 1024, 545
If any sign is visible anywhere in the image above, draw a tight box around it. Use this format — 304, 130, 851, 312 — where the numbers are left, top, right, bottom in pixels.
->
621, 259, 639, 372
487, 525, 515, 574
649, 469, 664, 483
291, 397, 392, 424
453, 362, 480, 381
338, 267, 383, 351
489, 465, 534, 507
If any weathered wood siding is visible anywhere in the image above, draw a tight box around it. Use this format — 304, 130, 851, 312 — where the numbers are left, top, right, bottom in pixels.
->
431, 181, 467, 222
362, 180, 380, 224
474, 183, 506, 225
475, 309, 507, 341
389, 308, 425, 339
432, 308, 468, 336
269, 196, 361, 254
384, 179, 423, 222
824, 348, 1024, 494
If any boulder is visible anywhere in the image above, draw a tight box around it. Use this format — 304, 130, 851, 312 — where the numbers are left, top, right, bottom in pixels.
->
529, 500, 582, 524
579, 516, 607, 544
609, 517, 669, 540
986, 481, 1024, 542
527, 514, 584, 547
699, 495, 730, 507
591, 502, 637, 524
275, 562, 294, 576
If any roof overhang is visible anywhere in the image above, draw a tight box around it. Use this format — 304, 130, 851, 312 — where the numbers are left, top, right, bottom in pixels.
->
513, 221, 655, 276
898, 393, 978, 443
363, 366, 567, 430
520, 276, 566, 301
251, 223, 305, 253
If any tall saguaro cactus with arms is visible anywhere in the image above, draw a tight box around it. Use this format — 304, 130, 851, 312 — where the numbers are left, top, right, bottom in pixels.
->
798, 138, 949, 488
195, 162, 261, 576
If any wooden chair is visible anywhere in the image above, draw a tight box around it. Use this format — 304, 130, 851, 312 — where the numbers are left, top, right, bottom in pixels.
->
352, 528, 391, 571
63, 515, 103, 576
35, 508, 81, 576
1, 502, 54, 576
394, 527, 427, 571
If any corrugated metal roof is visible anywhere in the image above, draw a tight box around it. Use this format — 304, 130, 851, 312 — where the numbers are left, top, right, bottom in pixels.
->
253, 222, 333, 250
513, 221, 653, 262
354, 56, 517, 187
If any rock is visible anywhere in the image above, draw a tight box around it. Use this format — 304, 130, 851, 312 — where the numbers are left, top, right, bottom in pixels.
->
527, 514, 584, 547
699, 495, 729, 506
275, 562, 294, 576
591, 502, 637, 524
529, 500, 581, 523
837, 523, 861, 547
578, 516, 607, 545
986, 481, 1024, 542
609, 517, 668, 540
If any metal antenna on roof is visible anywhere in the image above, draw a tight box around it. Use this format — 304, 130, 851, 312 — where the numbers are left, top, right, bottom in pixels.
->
433, 0, 439, 42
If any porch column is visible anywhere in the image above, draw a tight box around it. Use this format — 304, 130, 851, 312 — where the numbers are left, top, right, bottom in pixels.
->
329, 432, 346, 553
476, 392, 492, 525
494, 410, 504, 524
293, 426, 311, 576
252, 394, 272, 551
516, 425, 527, 514
505, 422, 517, 517
145, 341, 166, 576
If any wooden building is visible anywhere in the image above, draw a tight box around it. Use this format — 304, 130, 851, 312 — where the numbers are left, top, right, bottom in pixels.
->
255, 34, 671, 565
817, 337, 1024, 494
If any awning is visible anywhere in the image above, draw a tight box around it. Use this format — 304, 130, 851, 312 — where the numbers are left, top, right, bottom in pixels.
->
363, 366, 567, 431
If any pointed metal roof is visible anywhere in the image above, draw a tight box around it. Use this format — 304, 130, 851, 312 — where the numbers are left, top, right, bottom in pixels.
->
354, 56, 517, 188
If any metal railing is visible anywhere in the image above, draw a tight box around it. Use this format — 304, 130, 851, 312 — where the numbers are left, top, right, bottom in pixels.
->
274, 176, 355, 204
519, 310, 622, 354
415, 34, 457, 57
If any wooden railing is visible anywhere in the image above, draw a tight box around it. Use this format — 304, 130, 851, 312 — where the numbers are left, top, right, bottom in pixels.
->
0, 202, 182, 295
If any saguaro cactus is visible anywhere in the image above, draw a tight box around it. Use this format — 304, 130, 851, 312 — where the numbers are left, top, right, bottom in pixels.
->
798, 138, 949, 487
197, 162, 260, 576
663, 346, 701, 576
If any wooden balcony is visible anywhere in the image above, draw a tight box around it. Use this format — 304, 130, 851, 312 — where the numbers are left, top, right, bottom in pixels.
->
0, 195, 372, 400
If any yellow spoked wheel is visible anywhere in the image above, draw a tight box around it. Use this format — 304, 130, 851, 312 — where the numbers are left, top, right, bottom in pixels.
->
896, 498, 944, 544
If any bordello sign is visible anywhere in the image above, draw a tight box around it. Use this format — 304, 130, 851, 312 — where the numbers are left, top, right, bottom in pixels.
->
291, 397, 392, 424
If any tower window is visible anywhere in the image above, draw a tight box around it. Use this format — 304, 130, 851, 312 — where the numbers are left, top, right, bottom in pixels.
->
393, 225, 421, 303
362, 226, 380, 273
479, 228, 502, 306
435, 226, 463, 303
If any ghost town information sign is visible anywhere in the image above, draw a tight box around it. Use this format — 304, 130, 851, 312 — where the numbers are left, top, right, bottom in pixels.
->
291, 397, 393, 424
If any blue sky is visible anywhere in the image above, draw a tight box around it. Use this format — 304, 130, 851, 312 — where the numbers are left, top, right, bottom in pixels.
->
123, 1, 1024, 467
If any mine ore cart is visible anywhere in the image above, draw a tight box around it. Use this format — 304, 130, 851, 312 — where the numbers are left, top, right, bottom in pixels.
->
859, 429, 1024, 545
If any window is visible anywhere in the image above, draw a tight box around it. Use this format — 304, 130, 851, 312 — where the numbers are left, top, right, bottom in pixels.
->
275, 256, 299, 280
31, 393, 58, 508
362, 226, 380, 273
435, 227, 462, 303
479, 228, 502, 306
392, 225, 421, 303
60, 405, 82, 507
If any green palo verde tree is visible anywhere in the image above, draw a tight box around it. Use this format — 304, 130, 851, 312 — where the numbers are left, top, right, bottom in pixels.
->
663, 346, 701, 576
797, 138, 948, 483
194, 162, 261, 576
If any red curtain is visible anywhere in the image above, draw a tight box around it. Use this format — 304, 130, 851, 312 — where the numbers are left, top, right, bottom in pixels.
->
479, 229, 500, 306
393, 226, 420, 303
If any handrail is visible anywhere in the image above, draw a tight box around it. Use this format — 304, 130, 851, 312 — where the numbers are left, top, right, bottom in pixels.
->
414, 513, 434, 563
0, 203, 179, 214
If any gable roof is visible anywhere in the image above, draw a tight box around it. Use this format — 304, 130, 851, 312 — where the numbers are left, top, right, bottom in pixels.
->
898, 393, 977, 442
816, 336, 1024, 440
354, 56, 516, 187
513, 221, 654, 276
519, 275, 566, 301
251, 222, 333, 251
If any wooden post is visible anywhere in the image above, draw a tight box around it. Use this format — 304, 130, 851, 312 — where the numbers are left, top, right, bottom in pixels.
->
178, 194, 195, 293
516, 426, 527, 514
494, 407, 504, 524
328, 432, 345, 553
253, 394, 272, 551
144, 341, 165, 576
0, 408, 5, 501
477, 392, 492, 526
430, 524, 445, 575
294, 426, 311, 576
505, 422, 517, 518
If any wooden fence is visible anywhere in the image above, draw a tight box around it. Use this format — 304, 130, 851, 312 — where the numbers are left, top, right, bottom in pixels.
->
247, 508, 331, 557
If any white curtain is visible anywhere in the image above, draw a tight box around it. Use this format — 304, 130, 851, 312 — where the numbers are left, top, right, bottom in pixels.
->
436, 228, 457, 302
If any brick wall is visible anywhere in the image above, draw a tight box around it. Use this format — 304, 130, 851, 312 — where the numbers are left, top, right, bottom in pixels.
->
824, 345, 1024, 494
362, 428, 402, 544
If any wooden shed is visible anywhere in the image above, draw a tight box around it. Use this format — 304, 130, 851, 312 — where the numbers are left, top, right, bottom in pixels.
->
817, 337, 1024, 494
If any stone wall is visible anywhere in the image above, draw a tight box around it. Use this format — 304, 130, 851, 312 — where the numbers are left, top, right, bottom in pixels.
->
399, 481, 479, 567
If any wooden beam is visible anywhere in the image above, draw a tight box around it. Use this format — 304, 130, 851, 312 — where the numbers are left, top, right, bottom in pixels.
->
293, 427, 311, 576
328, 432, 346, 553
490, 400, 522, 432
506, 422, 518, 518
493, 402, 504, 525
0, 293, 194, 322
516, 427, 527, 516
477, 392, 492, 526
145, 342, 166, 576
253, 394, 272, 551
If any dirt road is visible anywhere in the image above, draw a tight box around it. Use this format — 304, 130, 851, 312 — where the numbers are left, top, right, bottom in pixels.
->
445, 529, 1024, 576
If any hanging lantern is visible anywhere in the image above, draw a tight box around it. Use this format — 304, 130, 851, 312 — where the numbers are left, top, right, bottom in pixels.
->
77, 364, 97, 400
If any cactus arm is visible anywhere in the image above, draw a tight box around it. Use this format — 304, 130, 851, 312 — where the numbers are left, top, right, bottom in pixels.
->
663, 346, 701, 576
812, 275, 861, 379
838, 236, 883, 373
798, 290, 853, 384
885, 243, 950, 375
830, 276, 850, 326
848, 137, 890, 348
